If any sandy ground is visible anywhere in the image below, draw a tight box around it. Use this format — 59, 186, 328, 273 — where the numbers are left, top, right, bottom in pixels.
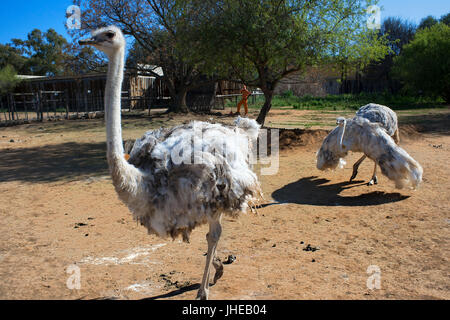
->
0, 108, 449, 300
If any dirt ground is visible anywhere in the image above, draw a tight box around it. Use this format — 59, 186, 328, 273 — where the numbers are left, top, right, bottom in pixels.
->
0, 108, 449, 300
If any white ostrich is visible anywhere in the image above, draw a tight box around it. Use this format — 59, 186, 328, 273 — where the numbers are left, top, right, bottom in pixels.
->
79, 26, 261, 300
316, 104, 423, 189
349, 103, 401, 185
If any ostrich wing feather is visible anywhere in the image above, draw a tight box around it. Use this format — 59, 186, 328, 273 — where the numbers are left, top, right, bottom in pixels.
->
356, 103, 398, 136
122, 120, 261, 241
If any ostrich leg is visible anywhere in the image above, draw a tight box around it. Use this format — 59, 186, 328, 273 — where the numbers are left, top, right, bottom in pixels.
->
350, 155, 367, 182
368, 162, 378, 186
197, 215, 222, 300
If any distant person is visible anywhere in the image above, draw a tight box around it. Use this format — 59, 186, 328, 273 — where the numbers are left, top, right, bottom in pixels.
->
236, 85, 251, 116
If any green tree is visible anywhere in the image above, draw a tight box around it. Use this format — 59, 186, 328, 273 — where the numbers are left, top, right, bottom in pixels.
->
440, 12, 450, 26
393, 23, 450, 102
0, 65, 21, 95
64, 43, 105, 75
0, 44, 28, 73
187, 0, 389, 124
334, 28, 390, 93
11, 29, 69, 76
2, 28, 97, 77
362, 17, 416, 93
418, 15, 438, 30
75, 0, 218, 113
381, 17, 417, 56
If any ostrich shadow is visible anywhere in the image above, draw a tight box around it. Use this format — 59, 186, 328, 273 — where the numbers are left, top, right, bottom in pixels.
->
269, 176, 409, 207
142, 276, 225, 300
0, 142, 108, 183
142, 283, 201, 300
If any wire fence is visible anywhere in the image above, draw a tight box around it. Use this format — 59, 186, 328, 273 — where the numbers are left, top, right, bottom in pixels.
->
0, 91, 265, 126
0, 90, 169, 125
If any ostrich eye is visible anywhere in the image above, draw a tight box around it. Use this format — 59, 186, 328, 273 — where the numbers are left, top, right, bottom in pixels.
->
106, 31, 115, 39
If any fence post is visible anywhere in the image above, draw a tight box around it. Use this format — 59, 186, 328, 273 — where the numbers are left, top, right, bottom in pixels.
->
54, 92, 57, 118
13, 93, 19, 120
33, 92, 38, 121
83, 81, 88, 114
8, 94, 14, 121
7, 94, 11, 121
46, 92, 50, 120
148, 96, 152, 116
0, 99, 6, 122
23, 94, 28, 121
37, 90, 43, 122
76, 92, 79, 119
64, 90, 69, 120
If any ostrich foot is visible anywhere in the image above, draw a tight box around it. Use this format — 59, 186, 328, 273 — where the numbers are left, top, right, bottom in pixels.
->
250, 205, 259, 215
212, 257, 224, 285
367, 176, 378, 186
350, 170, 358, 182
248, 200, 261, 214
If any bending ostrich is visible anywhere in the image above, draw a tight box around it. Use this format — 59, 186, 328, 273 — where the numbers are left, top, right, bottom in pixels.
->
349, 103, 400, 185
316, 110, 423, 189
79, 26, 261, 300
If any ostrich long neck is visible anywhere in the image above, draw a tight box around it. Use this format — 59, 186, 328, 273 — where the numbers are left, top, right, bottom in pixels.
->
337, 119, 347, 152
105, 47, 142, 194
105, 48, 125, 157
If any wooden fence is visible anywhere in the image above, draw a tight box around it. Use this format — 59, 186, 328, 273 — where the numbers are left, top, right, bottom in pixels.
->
0, 73, 263, 125
0, 90, 163, 125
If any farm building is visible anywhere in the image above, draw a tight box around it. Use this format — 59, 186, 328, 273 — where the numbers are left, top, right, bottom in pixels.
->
274, 64, 394, 96
1, 68, 253, 124
16, 71, 166, 111
0, 68, 172, 123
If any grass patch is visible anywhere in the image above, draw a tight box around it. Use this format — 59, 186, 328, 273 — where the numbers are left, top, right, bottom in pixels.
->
242, 91, 446, 111
271, 121, 334, 128
292, 93, 445, 110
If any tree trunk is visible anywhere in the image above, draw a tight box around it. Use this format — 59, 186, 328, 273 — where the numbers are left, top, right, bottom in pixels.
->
444, 89, 450, 104
256, 89, 274, 126
167, 86, 189, 113
208, 82, 219, 109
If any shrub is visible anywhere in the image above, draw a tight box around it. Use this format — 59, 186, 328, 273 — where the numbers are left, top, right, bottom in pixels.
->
393, 23, 450, 103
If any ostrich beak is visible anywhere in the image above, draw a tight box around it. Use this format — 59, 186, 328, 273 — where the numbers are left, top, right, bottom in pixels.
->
79, 37, 98, 46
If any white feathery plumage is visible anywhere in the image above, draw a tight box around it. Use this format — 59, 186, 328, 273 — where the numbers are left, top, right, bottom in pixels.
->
79, 26, 261, 300
316, 104, 422, 189
356, 103, 398, 136
127, 120, 261, 240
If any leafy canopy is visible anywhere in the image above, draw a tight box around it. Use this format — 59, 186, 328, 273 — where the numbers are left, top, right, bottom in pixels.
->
182, 0, 389, 123
0, 65, 21, 95
393, 23, 450, 102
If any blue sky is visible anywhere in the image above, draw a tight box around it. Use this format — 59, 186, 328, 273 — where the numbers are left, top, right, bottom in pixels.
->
1, 1, 73, 44
0, 0, 449, 44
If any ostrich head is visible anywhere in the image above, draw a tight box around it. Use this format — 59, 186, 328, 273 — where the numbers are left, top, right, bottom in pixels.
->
316, 117, 349, 171
79, 26, 125, 56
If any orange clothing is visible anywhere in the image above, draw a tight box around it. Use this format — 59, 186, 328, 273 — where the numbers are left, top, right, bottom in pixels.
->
237, 87, 250, 115
240, 87, 251, 100
237, 99, 248, 115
